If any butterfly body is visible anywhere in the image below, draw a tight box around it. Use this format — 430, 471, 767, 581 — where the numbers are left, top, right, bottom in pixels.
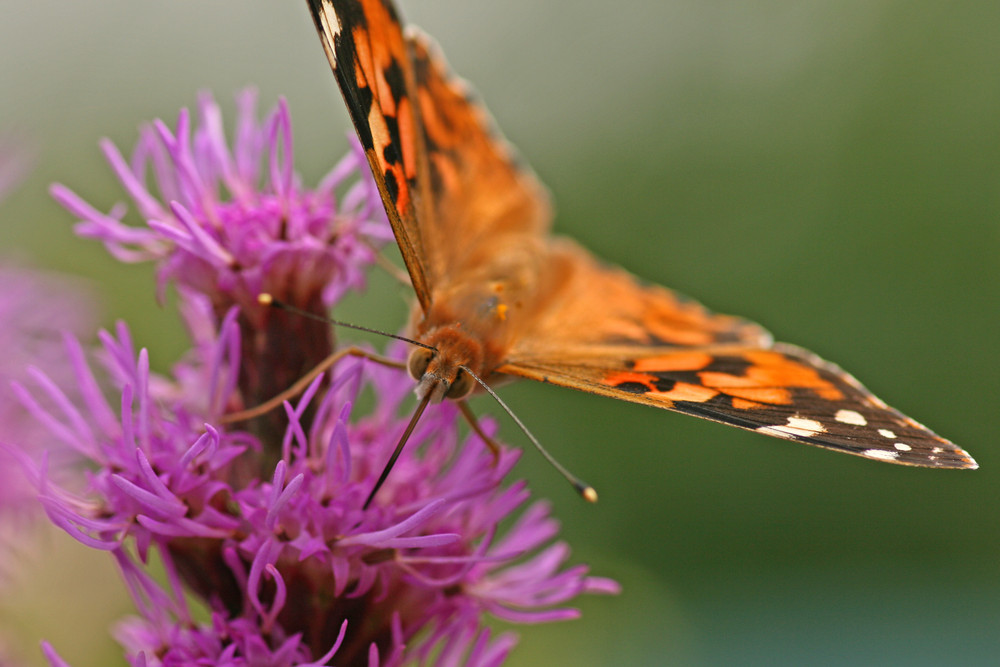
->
308, 0, 977, 470
406, 232, 549, 400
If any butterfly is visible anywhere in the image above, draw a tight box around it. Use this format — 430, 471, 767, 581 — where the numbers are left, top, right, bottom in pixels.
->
305, 0, 977, 477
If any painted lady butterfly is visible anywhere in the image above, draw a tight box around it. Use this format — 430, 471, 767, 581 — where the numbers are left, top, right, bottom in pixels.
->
306, 0, 976, 472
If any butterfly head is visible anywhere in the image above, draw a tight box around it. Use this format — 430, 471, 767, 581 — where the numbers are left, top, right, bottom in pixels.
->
407, 325, 484, 403
408, 346, 476, 403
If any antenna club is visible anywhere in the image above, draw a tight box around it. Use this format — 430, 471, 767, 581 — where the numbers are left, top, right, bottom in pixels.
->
258, 293, 275, 306
580, 485, 599, 503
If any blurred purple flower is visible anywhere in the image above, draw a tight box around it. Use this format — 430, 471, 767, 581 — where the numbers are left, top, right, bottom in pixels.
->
0, 136, 97, 577
0, 267, 95, 520
16, 92, 617, 666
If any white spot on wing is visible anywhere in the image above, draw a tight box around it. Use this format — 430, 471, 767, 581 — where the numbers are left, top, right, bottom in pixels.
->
878, 429, 896, 439
894, 442, 913, 452
835, 409, 867, 426
757, 417, 826, 438
864, 449, 899, 461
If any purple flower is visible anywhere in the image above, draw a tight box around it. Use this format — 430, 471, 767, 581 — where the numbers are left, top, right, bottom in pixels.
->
52, 91, 393, 447
20, 326, 617, 665
0, 267, 96, 517
16, 91, 617, 666
0, 142, 96, 663
52, 89, 390, 313
0, 139, 98, 578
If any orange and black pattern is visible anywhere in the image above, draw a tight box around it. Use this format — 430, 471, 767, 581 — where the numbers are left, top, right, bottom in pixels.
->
308, 0, 433, 309
502, 344, 974, 468
307, 0, 977, 470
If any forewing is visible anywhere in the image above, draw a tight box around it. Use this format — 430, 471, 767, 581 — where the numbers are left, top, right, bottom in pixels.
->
507, 238, 773, 358
405, 33, 552, 283
499, 241, 974, 468
307, 0, 433, 309
502, 342, 975, 469
308, 0, 551, 308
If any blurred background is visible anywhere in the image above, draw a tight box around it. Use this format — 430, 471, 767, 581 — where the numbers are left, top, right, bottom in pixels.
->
1, 1, 999, 665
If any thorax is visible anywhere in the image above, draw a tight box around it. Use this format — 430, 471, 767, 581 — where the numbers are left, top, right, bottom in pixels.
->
411, 238, 549, 380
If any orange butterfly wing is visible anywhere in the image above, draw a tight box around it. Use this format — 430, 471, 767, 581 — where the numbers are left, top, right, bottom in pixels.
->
502, 348, 977, 468
308, 0, 433, 309
495, 241, 975, 468
309, 0, 977, 470
405, 35, 552, 287
308, 0, 550, 311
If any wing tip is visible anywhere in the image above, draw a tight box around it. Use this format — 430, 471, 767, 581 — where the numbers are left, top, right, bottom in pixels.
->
848, 440, 978, 469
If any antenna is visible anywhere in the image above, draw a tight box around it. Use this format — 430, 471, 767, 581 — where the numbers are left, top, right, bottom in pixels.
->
459, 365, 598, 503
363, 389, 434, 509
256, 293, 434, 350
253, 294, 599, 504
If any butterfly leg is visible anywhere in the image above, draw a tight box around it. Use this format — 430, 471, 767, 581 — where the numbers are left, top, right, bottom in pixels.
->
457, 400, 502, 463
221, 346, 406, 423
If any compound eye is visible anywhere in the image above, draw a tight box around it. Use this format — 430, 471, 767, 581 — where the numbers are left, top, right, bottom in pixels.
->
445, 367, 476, 400
407, 347, 434, 380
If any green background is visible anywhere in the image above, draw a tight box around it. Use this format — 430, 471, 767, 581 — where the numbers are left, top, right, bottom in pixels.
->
2, 1, 998, 665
